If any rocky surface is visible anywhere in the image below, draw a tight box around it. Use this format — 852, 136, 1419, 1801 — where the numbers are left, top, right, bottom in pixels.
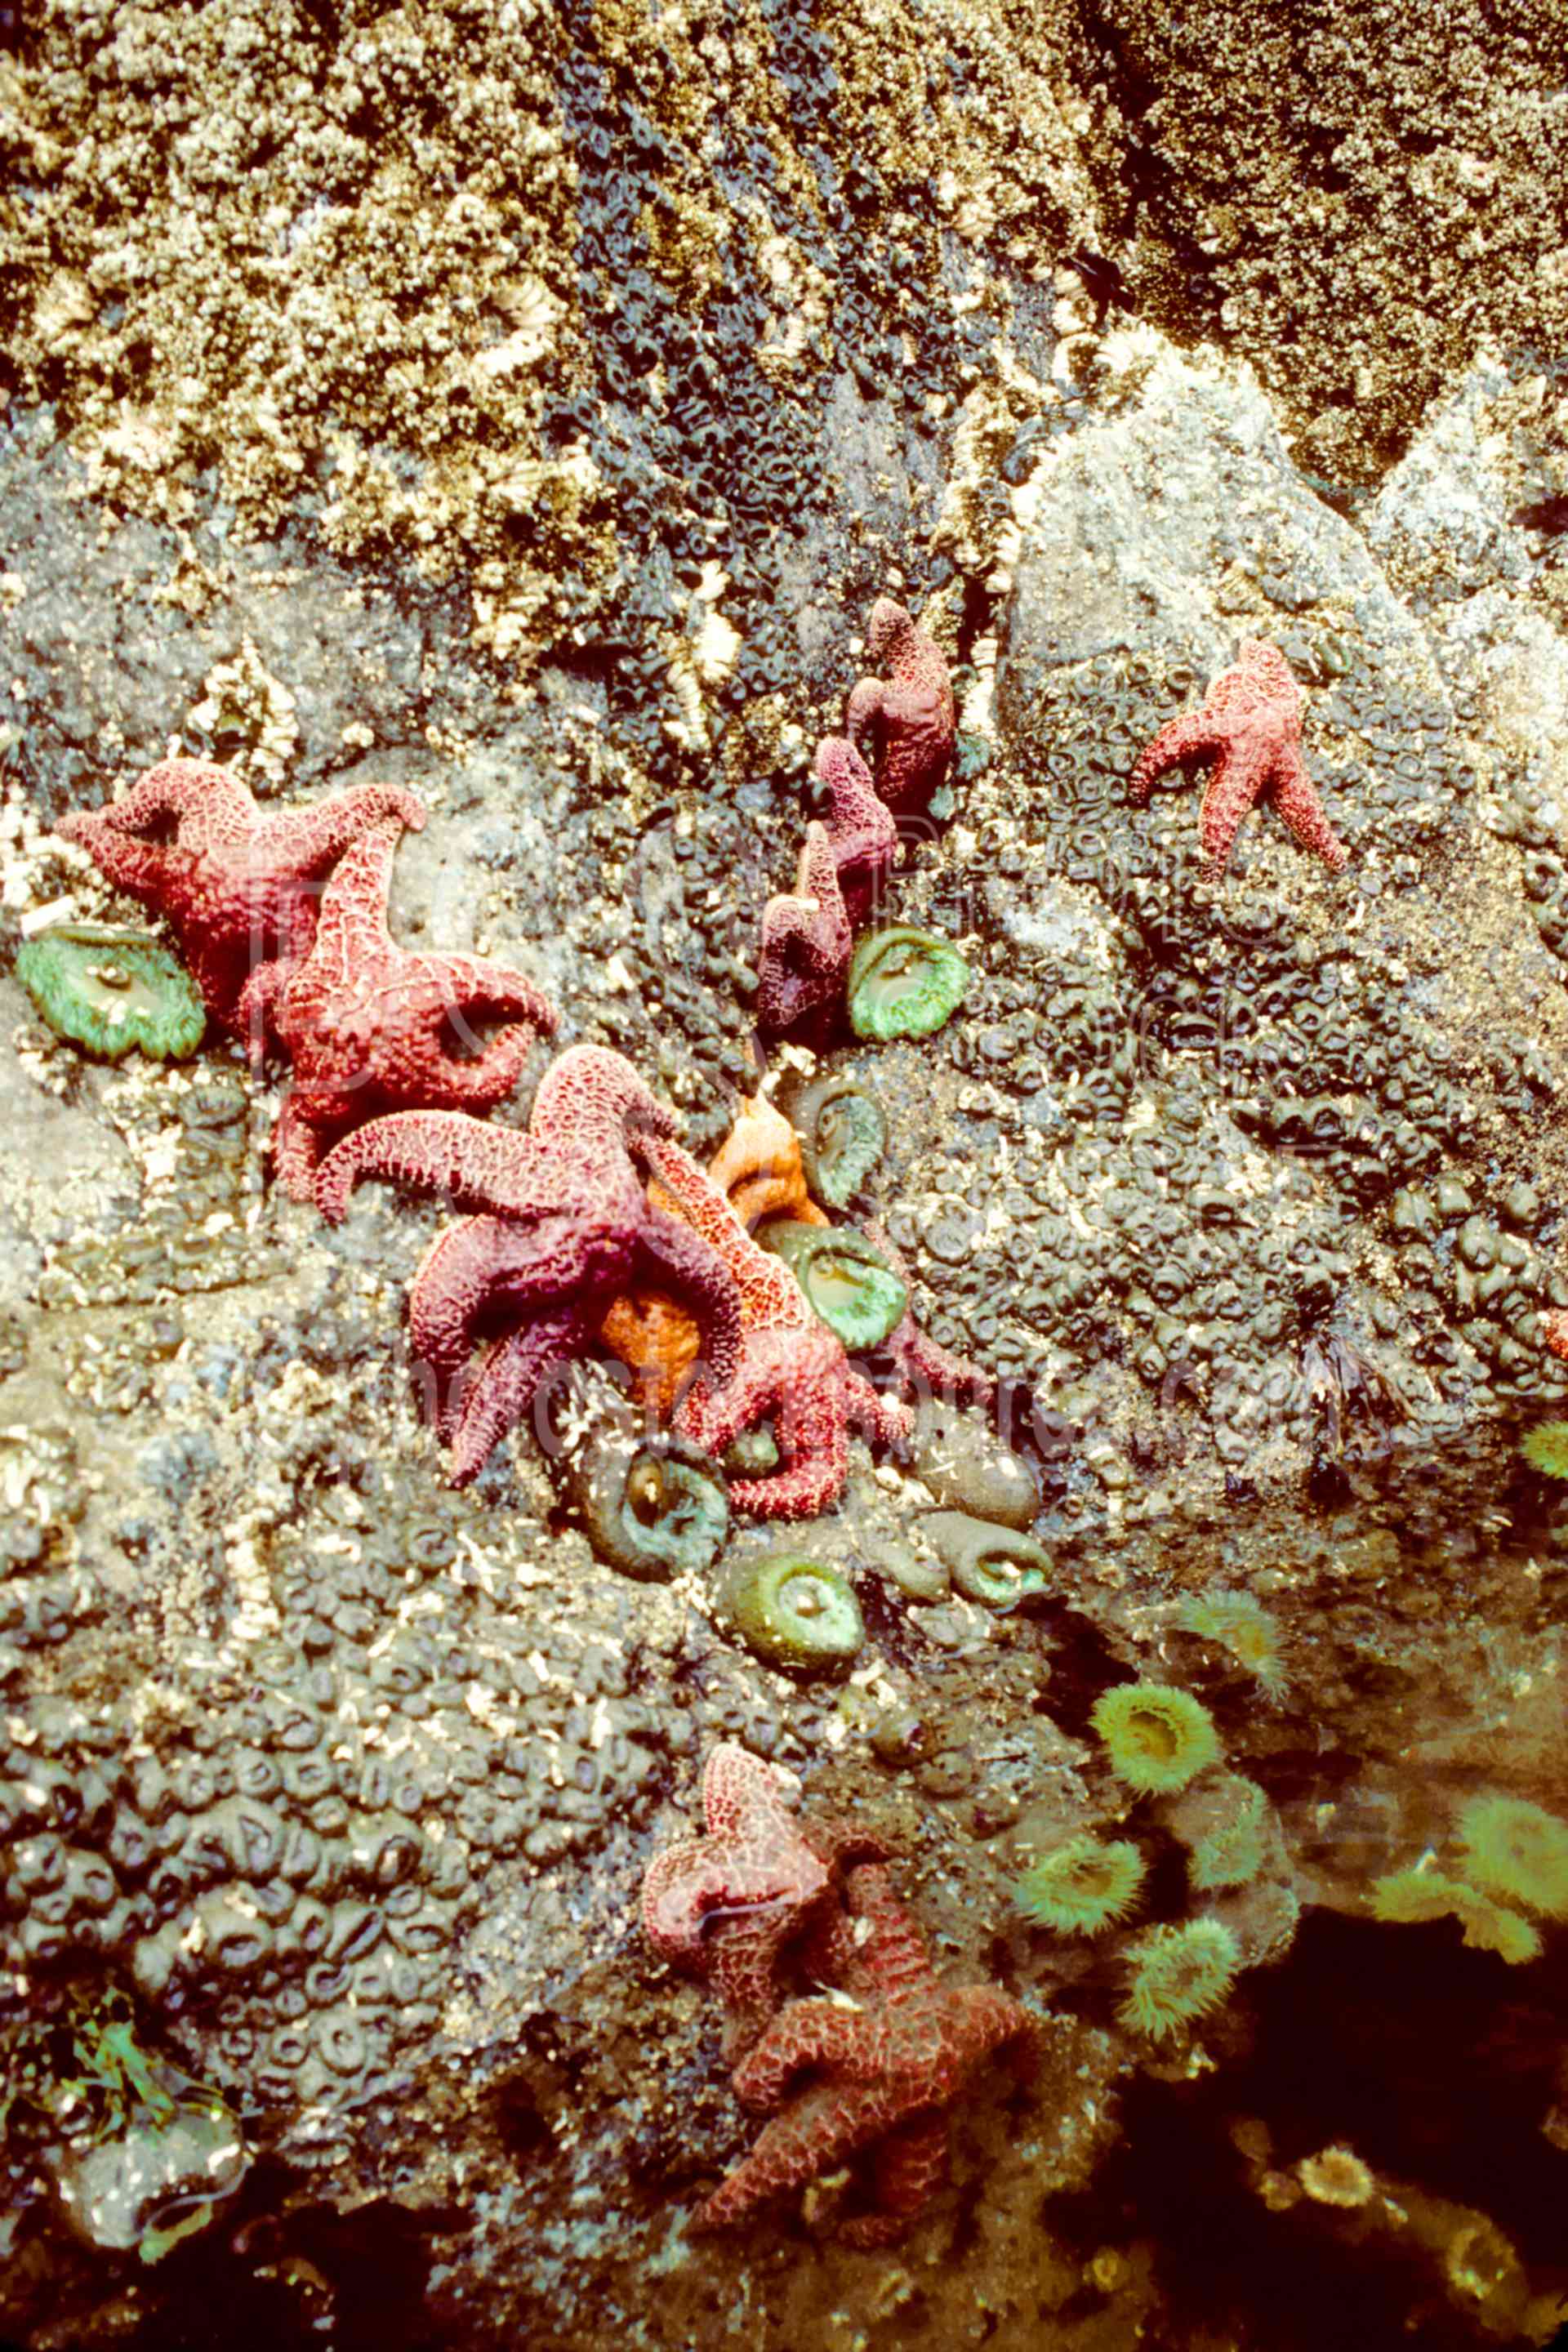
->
2, 7, 1568, 2350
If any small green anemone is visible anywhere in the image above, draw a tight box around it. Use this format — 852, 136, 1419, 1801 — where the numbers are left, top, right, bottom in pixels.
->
755, 1219, 908, 1350
1456, 1793, 1568, 1918
847, 925, 969, 1042
1176, 1591, 1288, 1696
1092, 1682, 1221, 1795
788, 1075, 886, 1209
1014, 1835, 1147, 1935
1187, 1777, 1268, 1892
920, 1510, 1051, 1609
1518, 1421, 1568, 1478
572, 1428, 728, 1582
16, 924, 205, 1060
1118, 1918, 1240, 2042
715, 1549, 864, 1676
723, 1424, 781, 1477
1370, 1868, 1542, 1964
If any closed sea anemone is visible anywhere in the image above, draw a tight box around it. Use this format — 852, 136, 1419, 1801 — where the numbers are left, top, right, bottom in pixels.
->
1517, 1421, 1568, 1479
846, 925, 969, 1041
1370, 1868, 1542, 1964
1456, 1792, 1568, 1918
1296, 2145, 1376, 2208
1176, 1590, 1288, 1696
1092, 1682, 1222, 1795
1118, 1918, 1240, 2042
920, 1511, 1051, 1610
1013, 1835, 1147, 1936
1187, 1776, 1268, 1893
787, 1075, 886, 1209
570, 1427, 729, 1582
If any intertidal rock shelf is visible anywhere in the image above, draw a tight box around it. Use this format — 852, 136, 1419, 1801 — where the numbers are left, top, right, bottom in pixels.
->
3, 6, 1568, 2347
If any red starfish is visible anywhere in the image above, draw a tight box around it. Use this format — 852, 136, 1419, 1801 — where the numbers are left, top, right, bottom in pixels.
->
757, 820, 853, 1040
1542, 1310, 1568, 1363
639, 1133, 911, 1518
844, 599, 956, 816
235, 817, 557, 1200
314, 1046, 742, 1486
695, 1861, 1036, 2246
812, 735, 897, 930
1129, 641, 1348, 878
58, 759, 428, 1030
641, 1744, 887, 2055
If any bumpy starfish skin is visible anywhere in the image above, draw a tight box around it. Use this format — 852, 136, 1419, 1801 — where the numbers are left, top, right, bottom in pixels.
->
599, 1095, 827, 1414
844, 599, 956, 816
696, 1862, 1036, 2244
641, 1744, 886, 2051
1542, 1309, 1568, 1363
639, 1134, 911, 1517
314, 1046, 742, 1484
1129, 641, 1348, 877
757, 821, 853, 1040
813, 736, 897, 930
59, 760, 428, 1028
237, 819, 557, 1200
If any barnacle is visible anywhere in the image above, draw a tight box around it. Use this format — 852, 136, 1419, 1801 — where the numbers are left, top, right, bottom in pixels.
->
1176, 1590, 1288, 1696
1456, 1793, 1568, 1918
756, 1218, 908, 1351
846, 925, 969, 1041
1517, 1420, 1568, 1478
1013, 1835, 1147, 1935
16, 924, 206, 1060
1092, 1682, 1222, 1795
1370, 1868, 1542, 1963
786, 1074, 887, 1209
1187, 1776, 1268, 1892
715, 1549, 864, 1675
570, 1427, 729, 1581
1118, 1918, 1240, 2041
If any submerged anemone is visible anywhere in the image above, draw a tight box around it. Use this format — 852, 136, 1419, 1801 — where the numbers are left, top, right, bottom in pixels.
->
846, 925, 969, 1041
1013, 1835, 1147, 1935
1456, 1793, 1568, 1918
755, 1218, 908, 1350
715, 1549, 864, 1675
1297, 2146, 1376, 2208
1118, 1918, 1240, 2042
920, 1511, 1051, 1608
1370, 1868, 1542, 1964
16, 924, 206, 1060
570, 1428, 729, 1581
1517, 1420, 1568, 1478
1186, 1776, 1269, 1893
787, 1074, 887, 1209
1176, 1590, 1288, 1696
1092, 1682, 1222, 1795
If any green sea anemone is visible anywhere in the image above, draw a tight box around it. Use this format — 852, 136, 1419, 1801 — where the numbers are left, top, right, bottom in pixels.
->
723, 1425, 781, 1477
1176, 1591, 1288, 1696
1118, 1918, 1240, 2042
1013, 1835, 1147, 1936
788, 1076, 886, 1209
755, 1219, 908, 1351
1187, 1776, 1268, 1893
920, 1510, 1051, 1609
571, 1428, 728, 1581
1370, 1868, 1542, 1964
847, 925, 969, 1041
1456, 1793, 1568, 1918
715, 1549, 864, 1676
1092, 1682, 1222, 1795
16, 924, 206, 1060
1518, 1421, 1568, 1478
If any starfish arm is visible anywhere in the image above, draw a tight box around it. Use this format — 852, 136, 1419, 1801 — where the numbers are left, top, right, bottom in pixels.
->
694, 2085, 886, 2234
839, 2112, 951, 2247
314, 1109, 544, 1222
635, 1208, 743, 1390
844, 676, 889, 760
234, 955, 291, 1069
430, 1017, 542, 1113
1266, 756, 1348, 872
758, 822, 853, 1036
445, 1304, 586, 1486
447, 960, 558, 1033
730, 2000, 882, 2113
638, 1136, 755, 1278
727, 1416, 846, 1518
270, 1090, 328, 1204
307, 822, 399, 964
842, 1367, 915, 1454
56, 812, 185, 907
1196, 746, 1271, 875
67, 759, 248, 838
267, 784, 426, 873
1128, 710, 1215, 805
528, 1044, 675, 1156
